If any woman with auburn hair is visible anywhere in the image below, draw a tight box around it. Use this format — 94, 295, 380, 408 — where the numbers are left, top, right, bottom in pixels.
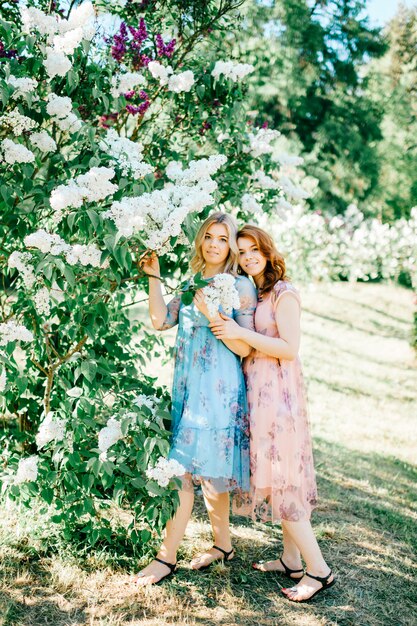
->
135, 212, 257, 585
210, 224, 336, 602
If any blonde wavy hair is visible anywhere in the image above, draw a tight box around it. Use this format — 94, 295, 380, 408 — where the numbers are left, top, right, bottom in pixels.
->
190, 212, 239, 275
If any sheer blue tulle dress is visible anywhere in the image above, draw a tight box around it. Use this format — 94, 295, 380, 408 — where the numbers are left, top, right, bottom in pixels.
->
160, 275, 257, 493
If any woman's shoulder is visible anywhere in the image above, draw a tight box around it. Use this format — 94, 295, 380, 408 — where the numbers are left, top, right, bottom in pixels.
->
235, 274, 257, 293
271, 280, 301, 306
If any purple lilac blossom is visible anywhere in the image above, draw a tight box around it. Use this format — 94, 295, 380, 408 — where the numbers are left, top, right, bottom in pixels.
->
156, 33, 176, 58
0, 42, 18, 58
111, 22, 128, 62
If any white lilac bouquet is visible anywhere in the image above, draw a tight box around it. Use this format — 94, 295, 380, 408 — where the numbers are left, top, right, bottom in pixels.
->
202, 273, 241, 318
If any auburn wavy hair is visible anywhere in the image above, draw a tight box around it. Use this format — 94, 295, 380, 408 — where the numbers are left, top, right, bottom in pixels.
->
237, 224, 288, 295
191, 211, 239, 275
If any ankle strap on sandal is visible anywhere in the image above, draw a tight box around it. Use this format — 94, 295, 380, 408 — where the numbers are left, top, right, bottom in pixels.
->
154, 557, 176, 572
212, 545, 234, 559
280, 557, 303, 575
305, 570, 332, 585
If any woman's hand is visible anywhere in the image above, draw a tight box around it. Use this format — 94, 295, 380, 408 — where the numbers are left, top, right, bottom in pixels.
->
209, 313, 243, 340
193, 289, 212, 320
139, 251, 160, 279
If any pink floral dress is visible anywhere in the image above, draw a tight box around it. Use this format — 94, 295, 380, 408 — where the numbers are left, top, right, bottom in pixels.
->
234, 280, 318, 522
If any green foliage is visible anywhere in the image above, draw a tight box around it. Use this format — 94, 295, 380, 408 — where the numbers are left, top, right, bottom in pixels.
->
0, 0, 297, 553
236, 0, 388, 215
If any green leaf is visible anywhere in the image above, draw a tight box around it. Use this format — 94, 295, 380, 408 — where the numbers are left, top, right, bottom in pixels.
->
87, 209, 100, 229
181, 291, 194, 305
196, 85, 205, 99
81, 360, 97, 383
63, 265, 76, 287
41, 488, 54, 505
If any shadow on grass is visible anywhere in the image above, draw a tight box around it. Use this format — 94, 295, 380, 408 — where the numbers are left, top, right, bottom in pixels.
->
333, 294, 412, 327
0, 552, 87, 626
1, 439, 416, 626
183, 437, 417, 626
303, 307, 410, 341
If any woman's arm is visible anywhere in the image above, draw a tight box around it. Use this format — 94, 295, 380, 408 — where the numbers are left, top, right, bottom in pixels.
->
140, 252, 171, 330
210, 293, 301, 360
194, 283, 255, 358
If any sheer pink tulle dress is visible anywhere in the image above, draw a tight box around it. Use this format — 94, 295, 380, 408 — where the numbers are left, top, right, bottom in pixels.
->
234, 280, 318, 523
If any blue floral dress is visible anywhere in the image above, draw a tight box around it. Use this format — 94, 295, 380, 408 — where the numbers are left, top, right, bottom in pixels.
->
161, 275, 257, 493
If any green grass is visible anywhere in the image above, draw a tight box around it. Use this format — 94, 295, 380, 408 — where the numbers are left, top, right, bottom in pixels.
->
1, 282, 416, 626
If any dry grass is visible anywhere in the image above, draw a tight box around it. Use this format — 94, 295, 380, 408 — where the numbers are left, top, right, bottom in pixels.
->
1, 282, 416, 626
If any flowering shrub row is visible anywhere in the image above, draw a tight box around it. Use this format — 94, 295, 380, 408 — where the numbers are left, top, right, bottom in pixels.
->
268, 204, 417, 287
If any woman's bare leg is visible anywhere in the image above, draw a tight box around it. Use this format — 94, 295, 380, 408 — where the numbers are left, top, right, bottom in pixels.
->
280, 519, 334, 601
253, 525, 302, 576
135, 478, 195, 586
191, 481, 233, 570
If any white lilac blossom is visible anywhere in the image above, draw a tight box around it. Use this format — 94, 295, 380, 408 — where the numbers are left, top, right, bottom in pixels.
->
8, 251, 36, 289
50, 167, 117, 223
15, 456, 39, 484
65, 244, 103, 267
253, 170, 281, 190
33, 287, 51, 316
241, 193, 263, 215
279, 175, 309, 201
148, 61, 173, 85
0, 369, 6, 392
46, 94, 82, 134
0, 140, 35, 165
146, 457, 186, 488
133, 394, 158, 411
244, 127, 280, 158
46, 93, 73, 118
99, 129, 153, 179
35, 412, 66, 449
21, 7, 60, 40
211, 60, 254, 82
98, 417, 123, 461
55, 113, 82, 133
168, 70, 195, 93
30, 130, 57, 153
275, 152, 304, 167
53, 28, 85, 55
166, 154, 227, 185
110, 72, 147, 98
203, 273, 241, 318
24, 230, 105, 268
0, 111, 37, 136
44, 47, 72, 79
276, 196, 293, 211
7, 75, 38, 99
0, 321, 34, 346
148, 62, 194, 93
25, 230, 68, 254
217, 132, 230, 143
105, 155, 226, 251
21, 2, 96, 80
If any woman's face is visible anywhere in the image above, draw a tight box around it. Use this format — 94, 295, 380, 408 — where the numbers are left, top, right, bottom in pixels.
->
201, 222, 230, 268
238, 236, 267, 281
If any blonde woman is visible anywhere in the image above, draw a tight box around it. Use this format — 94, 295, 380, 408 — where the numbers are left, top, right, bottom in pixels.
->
135, 212, 257, 585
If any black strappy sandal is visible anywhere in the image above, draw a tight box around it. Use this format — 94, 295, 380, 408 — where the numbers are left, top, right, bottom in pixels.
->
252, 557, 304, 581
135, 557, 177, 585
283, 569, 336, 602
192, 545, 235, 571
